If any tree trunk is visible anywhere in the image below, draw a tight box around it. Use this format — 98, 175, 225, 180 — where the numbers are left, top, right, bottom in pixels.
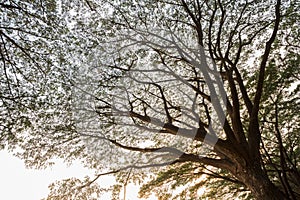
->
237, 167, 287, 200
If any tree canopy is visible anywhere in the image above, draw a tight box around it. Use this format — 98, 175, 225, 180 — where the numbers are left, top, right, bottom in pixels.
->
0, 0, 299, 199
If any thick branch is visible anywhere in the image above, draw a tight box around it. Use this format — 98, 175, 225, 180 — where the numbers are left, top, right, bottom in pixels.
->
0, 3, 21, 10
248, 0, 281, 162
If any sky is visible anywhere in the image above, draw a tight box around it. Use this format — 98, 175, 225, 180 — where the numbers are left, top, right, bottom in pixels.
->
0, 150, 152, 200
0, 150, 93, 199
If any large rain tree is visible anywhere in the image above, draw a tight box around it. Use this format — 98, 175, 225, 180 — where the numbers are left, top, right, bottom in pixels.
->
1, 0, 299, 199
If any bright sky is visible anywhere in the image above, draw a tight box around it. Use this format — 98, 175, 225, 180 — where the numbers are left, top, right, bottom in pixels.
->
0, 150, 92, 199
0, 150, 153, 200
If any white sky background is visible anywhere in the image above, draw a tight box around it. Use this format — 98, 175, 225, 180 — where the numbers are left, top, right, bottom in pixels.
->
0, 150, 154, 200
0, 150, 94, 199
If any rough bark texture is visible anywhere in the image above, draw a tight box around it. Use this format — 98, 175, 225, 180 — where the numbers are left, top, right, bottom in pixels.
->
239, 168, 287, 200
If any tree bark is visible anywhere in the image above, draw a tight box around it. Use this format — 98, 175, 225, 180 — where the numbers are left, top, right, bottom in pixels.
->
236, 167, 287, 200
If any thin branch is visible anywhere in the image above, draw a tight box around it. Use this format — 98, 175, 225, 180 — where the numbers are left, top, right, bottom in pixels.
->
77, 161, 176, 189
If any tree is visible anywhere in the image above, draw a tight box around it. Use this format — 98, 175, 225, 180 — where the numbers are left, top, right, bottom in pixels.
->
0, 0, 87, 169
1, 0, 299, 199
